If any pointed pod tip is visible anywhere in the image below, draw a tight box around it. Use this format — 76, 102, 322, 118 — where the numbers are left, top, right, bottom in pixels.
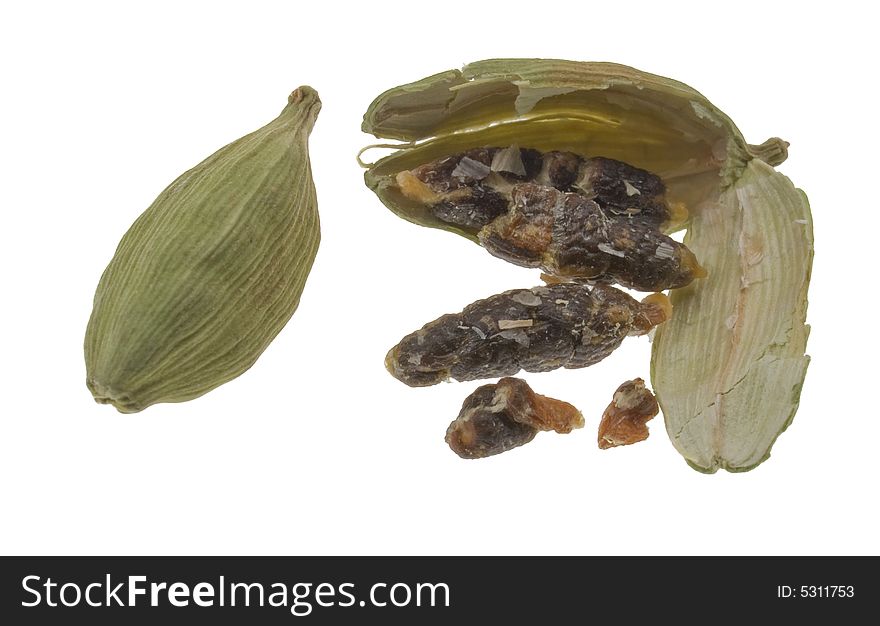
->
289, 85, 320, 106
282, 86, 321, 130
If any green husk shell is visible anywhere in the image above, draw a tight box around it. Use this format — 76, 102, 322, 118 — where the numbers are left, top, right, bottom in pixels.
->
651, 159, 812, 472
361, 60, 812, 472
85, 87, 321, 413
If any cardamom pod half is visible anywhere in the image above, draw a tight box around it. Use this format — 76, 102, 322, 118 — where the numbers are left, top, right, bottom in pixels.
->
85, 87, 321, 413
360, 60, 812, 472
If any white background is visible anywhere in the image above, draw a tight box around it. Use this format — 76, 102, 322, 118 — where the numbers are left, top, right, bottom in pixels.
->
1, 1, 878, 556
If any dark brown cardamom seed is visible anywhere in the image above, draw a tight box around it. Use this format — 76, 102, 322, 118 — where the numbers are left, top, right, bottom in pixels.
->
398, 146, 703, 290
386, 284, 671, 387
446, 377, 584, 459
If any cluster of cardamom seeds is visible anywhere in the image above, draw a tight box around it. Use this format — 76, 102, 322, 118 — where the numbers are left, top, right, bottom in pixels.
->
384, 145, 694, 458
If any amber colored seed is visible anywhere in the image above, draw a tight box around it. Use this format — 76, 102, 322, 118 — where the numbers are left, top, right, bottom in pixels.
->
597, 378, 660, 449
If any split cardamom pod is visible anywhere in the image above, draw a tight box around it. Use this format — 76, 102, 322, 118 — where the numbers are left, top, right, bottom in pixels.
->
85, 87, 322, 413
361, 60, 813, 472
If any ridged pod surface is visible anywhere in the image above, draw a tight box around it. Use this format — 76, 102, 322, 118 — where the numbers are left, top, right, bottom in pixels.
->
85, 87, 321, 413
361, 60, 813, 472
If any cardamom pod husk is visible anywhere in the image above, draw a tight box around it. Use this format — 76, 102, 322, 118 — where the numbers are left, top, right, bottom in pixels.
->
85, 87, 321, 413
360, 60, 812, 472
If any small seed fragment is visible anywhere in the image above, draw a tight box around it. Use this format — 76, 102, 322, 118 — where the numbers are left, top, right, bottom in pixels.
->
542, 151, 582, 189
385, 284, 671, 387
597, 378, 660, 449
497, 319, 533, 330
446, 377, 584, 459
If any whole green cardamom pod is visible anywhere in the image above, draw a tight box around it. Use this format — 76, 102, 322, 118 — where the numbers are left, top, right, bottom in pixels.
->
85, 86, 321, 413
